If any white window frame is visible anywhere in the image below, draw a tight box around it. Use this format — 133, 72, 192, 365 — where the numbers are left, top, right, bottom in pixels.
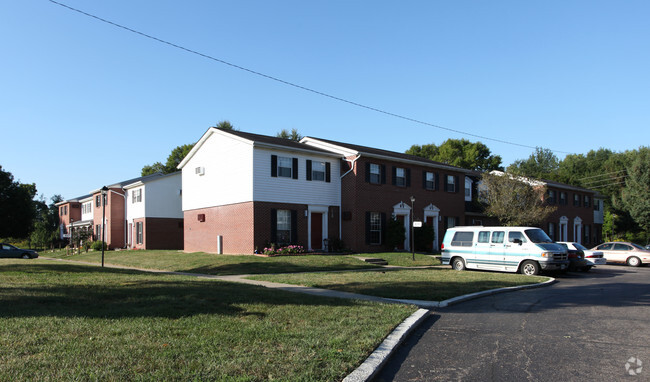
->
312, 161, 326, 182
277, 210, 292, 245
132, 189, 142, 203
447, 175, 456, 193
425, 172, 435, 190
369, 163, 381, 184
395, 167, 406, 187
369, 212, 382, 245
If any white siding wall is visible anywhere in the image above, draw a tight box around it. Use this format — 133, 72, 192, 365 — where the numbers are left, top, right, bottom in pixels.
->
182, 132, 254, 211
126, 186, 145, 221
81, 200, 93, 221
253, 148, 341, 206
144, 174, 183, 218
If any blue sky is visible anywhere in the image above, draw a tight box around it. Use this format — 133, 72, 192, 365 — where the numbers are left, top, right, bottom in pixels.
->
2, 1, 648, 201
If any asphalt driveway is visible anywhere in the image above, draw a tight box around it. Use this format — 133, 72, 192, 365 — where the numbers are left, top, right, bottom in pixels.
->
376, 265, 650, 381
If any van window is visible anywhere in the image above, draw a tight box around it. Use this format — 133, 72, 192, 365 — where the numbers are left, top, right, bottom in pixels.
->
451, 232, 474, 247
491, 231, 505, 244
478, 231, 490, 243
508, 231, 527, 243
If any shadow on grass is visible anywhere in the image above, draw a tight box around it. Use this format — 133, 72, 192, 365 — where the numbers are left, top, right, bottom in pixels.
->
184, 261, 376, 276
0, 263, 364, 319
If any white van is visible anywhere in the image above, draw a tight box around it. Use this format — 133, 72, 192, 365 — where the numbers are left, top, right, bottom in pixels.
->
441, 226, 569, 275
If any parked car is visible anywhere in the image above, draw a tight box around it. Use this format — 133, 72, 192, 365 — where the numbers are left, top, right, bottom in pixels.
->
557, 242, 605, 271
556, 242, 588, 271
0, 243, 39, 259
591, 242, 650, 267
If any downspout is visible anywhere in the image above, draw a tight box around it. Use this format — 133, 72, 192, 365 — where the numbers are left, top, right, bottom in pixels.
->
339, 155, 361, 241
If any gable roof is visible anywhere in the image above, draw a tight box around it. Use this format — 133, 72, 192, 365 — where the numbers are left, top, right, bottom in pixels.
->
301, 136, 472, 173
177, 127, 340, 169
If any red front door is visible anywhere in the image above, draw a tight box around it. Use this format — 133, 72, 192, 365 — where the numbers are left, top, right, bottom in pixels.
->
311, 213, 323, 250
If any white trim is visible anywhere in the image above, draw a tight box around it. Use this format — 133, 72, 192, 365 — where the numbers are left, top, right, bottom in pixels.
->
573, 216, 583, 244
393, 202, 412, 251
423, 203, 441, 251
307, 205, 329, 251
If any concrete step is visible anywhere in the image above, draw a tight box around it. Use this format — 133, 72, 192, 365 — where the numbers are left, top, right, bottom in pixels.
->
363, 258, 388, 266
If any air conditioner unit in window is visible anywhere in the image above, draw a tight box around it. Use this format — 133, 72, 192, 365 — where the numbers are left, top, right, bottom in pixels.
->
195, 166, 205, 176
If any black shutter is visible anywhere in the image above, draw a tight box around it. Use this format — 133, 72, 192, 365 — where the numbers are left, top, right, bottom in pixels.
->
380, 212, 387, 245
435, 172, 439, 190
291, 210, 298, 244
365, 163, 371, 183
381, 165, 386, 184
365, 212, 371, 244
325, 162, 331, 183
270, 209, 277, 243
271, 155, 278, 177
443, 175, 448, 192
422, 171, 427, 189
406, 168, 411, 187
292, 158, 299, 179
306, 160, 312, 181
455, 176, 459, 193
391, 166, 397, 185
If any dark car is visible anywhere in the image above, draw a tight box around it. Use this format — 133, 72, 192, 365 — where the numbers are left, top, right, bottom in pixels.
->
0, 243, 39, 259
557, 242, 589, 271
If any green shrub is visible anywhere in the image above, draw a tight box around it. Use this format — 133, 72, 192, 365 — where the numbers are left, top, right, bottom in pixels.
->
90, 241, 107, 251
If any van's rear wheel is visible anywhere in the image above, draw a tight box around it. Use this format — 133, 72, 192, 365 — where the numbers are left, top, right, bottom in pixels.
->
452, 257, 466, 271
520, 261, 540, 276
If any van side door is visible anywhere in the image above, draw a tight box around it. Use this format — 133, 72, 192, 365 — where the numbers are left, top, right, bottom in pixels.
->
505, 231, 530, 270
472, 231, 492, 268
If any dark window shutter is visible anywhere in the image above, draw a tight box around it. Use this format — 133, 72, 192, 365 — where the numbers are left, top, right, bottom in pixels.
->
422, 171, 427, 189
292, 158, 299, 179
270, 209, 277, 243
365, 212, 371, 244
365, 163, 371, 183
406, 168, 411, 187
381, 165, 386, 184
291, 210, 298, 244
306, 160, 312, 181
455, 216, 460, 226
380, 212, 387, 245
391, 166, 397, 185
325, 162, 331, 183
455, 176, 460, 193
444, 175, 448, 192
435, 172, 439, 190
271, 155, 278, 177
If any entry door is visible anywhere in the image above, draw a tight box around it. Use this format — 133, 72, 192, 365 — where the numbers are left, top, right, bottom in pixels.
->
311, 213, 323, 250
425, 217, 434, 252
396, 215, 405, 250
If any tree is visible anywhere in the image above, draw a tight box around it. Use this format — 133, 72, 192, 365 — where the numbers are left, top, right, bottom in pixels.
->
406, 139, 503, 171
141, 144, 195, 176
0, 165, 38, 238
507, 147, 559, 180
480, 172, 557, 227
30, 194, 63, 249
620, 147, 650, 236
215, 120, 234, 130
276, 128, 302, 141
386, 217, 406, 250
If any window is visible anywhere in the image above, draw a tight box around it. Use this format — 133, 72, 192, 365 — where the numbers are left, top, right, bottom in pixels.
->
597, 243, 613, 250
271, 155, 298, 179
424, 172, 436, 190
451, 232, 473, 247
559, 192, 567, 205
132, 189, 142, 203
394, 167, 406, 186
278, 157, 293, 178
96, 195, 106, 207
584, 195, 591, 208
573, 194, 580, 206
95, 224, 101, 241
369, 212, 382, 245
312, 161, 326, 181
82, 202, 92, 215
136, 222, 143, 244
508, 231, 527, 243
276, 210, 292, 245
547, 190, 556, 204
491, 231, 505, 244
594, 199, 601, 211
369, 163, 381, 184
614, 243, 632, 251
446, 175, 456, 193
478, 231, 490, 243
446, 216, 456, 229
464, 177, 472, 201
548, 222, 556, 241
584, 225, 590, 245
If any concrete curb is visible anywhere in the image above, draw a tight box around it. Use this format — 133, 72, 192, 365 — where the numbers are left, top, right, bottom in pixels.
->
342, 309, 430, 382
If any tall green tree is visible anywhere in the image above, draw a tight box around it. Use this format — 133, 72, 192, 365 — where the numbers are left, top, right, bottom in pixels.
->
0, 165, 38, 238
480, 172, 557, 227
620, 147, 650, 237
215, 120, 234, 130
276, 128, 302, 141
507, 147, 559, 180
141, 144, 194, 176
406, 139, 503, 171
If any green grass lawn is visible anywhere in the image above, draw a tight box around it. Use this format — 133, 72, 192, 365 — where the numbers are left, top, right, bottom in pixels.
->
0, 259, 416, 381
248, 268, 550, 301
40, 249, 439, 275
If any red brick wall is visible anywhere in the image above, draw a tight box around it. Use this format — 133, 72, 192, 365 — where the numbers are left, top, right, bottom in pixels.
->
143, 218, 184, 250
91, 189, 126, 249
184, 202, 255, 254
341, 157, 466, 253
544, 187, 596, 244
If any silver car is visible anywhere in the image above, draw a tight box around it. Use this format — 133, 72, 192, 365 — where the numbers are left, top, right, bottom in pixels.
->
591, 242, 650, 267
0, 243, 39, 259
558, 242, 606, 271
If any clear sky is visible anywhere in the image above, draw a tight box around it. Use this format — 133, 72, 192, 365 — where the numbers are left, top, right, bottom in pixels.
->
2, 1, 648, 202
